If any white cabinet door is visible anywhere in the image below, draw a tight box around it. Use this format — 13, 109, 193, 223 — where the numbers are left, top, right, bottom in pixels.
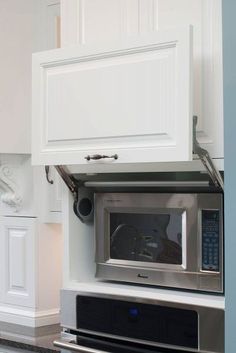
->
60, 0, 223, 159
32, 28, 193, 167
61, 0, 158, 47
0, 217, 36, 308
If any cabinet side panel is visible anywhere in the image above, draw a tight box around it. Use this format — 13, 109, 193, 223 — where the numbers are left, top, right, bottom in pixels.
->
8, 229, 26, 290
0, 217, 36, 308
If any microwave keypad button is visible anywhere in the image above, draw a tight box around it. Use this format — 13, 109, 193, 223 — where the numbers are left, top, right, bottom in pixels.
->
201, 210, 220, 272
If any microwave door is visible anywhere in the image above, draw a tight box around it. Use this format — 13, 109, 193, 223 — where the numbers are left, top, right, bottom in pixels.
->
107, 209, 186, 271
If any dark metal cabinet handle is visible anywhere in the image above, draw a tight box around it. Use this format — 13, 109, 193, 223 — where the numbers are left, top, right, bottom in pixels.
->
85, 154, 118, 161
54, 339, 110, 353
45, 166, 54, 184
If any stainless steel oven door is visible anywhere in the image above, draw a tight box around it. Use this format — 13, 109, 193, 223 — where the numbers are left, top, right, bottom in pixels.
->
59, 290, 224, 353
54, 336, 198, 353
95, 193, 223, 292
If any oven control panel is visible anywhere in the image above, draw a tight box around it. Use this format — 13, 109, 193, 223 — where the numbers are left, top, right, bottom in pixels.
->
77, 295, 198, 349
201, 210, 220, 272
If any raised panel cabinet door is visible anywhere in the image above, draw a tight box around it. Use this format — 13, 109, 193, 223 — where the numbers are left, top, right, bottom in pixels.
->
60, 0, 158, 47
60, 0, 223, 160
32, 27, 193, 167
0, 217, 36, 307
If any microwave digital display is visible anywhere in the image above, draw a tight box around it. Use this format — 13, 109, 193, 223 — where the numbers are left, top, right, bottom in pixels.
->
109, 212, 183, 265
201, 210, 220, 271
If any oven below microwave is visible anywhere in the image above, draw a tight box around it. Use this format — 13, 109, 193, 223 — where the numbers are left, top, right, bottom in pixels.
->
56, 290, 224, 353
95, 192, 223, 293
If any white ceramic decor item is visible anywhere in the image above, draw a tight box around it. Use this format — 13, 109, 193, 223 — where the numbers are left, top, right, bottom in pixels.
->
0, 165, 22, 211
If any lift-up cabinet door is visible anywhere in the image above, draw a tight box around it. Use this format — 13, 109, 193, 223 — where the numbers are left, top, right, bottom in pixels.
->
32, 28, 193, 167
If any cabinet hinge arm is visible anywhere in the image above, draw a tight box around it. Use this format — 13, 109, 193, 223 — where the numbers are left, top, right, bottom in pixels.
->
54, 165, 94, 223
193, 116, 224, 190
54, 165, 77, 198
45, 166, 54, 184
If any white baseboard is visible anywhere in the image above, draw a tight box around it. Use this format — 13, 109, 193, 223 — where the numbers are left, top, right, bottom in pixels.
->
0, 306, 60, 327
34, 309, 61, 327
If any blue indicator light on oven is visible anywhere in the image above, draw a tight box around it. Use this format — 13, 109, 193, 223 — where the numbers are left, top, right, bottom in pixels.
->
129, 308, 139, 317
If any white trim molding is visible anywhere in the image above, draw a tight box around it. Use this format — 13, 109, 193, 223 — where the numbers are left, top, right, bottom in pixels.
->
0, 164, 22, 211
0, 306, 60, 327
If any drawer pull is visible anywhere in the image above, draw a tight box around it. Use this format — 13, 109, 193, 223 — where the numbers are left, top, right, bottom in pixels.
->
85, 154, 118, 161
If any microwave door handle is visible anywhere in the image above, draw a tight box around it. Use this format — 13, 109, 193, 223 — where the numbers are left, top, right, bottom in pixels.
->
54, 339, 110, 353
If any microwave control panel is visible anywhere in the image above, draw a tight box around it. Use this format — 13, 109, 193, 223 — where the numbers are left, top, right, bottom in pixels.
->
201, 210, 220, 272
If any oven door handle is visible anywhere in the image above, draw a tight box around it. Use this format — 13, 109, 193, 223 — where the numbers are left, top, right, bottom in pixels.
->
54, 339, 110, 353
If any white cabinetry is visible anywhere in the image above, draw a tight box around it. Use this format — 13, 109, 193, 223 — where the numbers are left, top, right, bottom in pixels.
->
0, 215, 62, 327
0, 1, 63, 333
39, 1, 62, 222
31, 0, 223, 168
32, 28, 193, 166
47, 168, 62, 213
44, 0, 61, 50
43, 166, 62, 223
0, 217, 36, 307
60, 0, 223, 160
60, 0, 159, 47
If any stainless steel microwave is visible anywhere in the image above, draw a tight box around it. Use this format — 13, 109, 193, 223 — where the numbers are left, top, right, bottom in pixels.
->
95, 192, 223, 293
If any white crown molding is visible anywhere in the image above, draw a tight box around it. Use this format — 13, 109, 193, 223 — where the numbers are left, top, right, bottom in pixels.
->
0, 164, 22, 211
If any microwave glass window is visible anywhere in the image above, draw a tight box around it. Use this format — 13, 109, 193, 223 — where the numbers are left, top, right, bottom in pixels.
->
110, 212, 182, 265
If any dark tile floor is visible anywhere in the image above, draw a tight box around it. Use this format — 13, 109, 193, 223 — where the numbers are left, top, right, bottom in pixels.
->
0, 334, 60, 353
0, 345, 36, 353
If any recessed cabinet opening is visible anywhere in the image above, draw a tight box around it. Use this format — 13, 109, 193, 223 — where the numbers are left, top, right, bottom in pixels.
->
64, 171, 223, 295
